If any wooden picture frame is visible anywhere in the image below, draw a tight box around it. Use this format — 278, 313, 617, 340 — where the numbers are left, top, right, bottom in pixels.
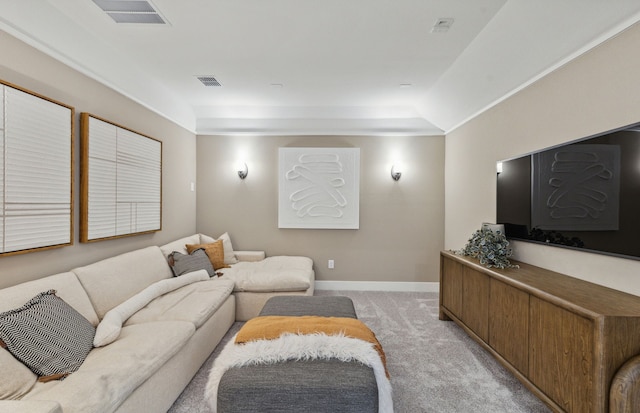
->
0, 80, 74, 257
80, 113, 162, 242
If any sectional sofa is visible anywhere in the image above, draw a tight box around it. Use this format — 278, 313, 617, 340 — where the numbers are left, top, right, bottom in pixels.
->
0, 233, 315, 413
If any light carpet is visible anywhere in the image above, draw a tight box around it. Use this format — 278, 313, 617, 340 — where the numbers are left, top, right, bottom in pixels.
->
168, 291, 551, 413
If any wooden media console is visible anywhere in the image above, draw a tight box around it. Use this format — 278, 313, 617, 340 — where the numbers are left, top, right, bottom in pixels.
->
439, 250, 640, 413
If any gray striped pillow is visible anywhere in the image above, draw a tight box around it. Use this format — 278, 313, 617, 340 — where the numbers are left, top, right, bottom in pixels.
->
0, 290, 95, 380
168, 248, 216, 277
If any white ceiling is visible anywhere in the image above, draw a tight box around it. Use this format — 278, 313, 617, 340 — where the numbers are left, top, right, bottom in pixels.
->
2, 0, 640, 136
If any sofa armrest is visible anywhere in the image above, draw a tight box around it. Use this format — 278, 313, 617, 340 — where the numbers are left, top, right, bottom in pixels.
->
0, 400, 62, 413
234, 251, 265, 262
611, 355, 640, 413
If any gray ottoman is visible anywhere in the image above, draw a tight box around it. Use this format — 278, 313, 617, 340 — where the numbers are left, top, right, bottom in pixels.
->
217, 296, 379, 413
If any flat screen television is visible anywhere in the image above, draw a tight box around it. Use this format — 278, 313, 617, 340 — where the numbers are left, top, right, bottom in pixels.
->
496, 122, 640, 261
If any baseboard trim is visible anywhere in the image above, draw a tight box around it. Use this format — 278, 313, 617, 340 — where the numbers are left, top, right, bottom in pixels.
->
315, 281, 439, 292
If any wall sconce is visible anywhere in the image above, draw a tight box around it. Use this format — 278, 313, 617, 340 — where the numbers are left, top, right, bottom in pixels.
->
391, 164, 402, 181
496, 161, 503, 174
237, 162, 248, 180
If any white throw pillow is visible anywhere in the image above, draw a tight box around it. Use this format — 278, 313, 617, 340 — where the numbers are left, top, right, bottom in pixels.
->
200, 233, 238, 265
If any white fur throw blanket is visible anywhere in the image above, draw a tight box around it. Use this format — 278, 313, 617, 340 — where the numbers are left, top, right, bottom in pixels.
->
206, 332, 393, 413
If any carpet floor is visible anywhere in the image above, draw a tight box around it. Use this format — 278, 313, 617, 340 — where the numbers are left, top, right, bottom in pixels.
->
168, 291, 551, 413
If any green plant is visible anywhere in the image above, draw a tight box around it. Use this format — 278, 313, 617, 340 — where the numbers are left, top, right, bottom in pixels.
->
456, 228, 518, 269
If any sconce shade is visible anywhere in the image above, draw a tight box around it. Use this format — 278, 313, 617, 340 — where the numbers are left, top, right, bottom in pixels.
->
391, 164, 402, 181
237, 162, 248, 179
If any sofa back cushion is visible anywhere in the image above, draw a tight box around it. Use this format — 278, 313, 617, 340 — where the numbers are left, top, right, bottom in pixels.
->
159, 234, 200, 258
72, 246, 172, 319
0, 272, 99, 326
0, 346, 37, 399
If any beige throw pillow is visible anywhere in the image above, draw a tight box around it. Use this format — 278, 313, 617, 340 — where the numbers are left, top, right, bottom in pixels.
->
200, 233, 238, 265
217, 232, 238, 265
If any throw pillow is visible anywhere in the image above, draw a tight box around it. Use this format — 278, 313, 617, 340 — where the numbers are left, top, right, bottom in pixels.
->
200, 233, 238, 265
168, 249, 216, 277
217, 232, 239, 265
186, 240, 230, 270
0, 290, 96, 381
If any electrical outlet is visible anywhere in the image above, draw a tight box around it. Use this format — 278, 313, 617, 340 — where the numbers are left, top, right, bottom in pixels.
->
328, 259, 334, 269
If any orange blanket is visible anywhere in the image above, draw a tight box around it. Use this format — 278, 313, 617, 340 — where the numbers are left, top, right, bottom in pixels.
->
235, 315, 388, 376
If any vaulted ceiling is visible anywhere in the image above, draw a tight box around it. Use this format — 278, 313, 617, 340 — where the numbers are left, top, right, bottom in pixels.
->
2, 0, 640, 135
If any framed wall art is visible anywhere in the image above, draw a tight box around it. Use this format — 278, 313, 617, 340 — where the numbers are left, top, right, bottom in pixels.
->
0, 80, 74, 256
278, 147, 360, 229
80, 113, 162, 242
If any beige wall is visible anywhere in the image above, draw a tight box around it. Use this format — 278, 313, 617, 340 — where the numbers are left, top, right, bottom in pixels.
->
445, 22, 640, 295
196, 135, 445, 284
0, 32, 197, 289
13, 17, 638, 293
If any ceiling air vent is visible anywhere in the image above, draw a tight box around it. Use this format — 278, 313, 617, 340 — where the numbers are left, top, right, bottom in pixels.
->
197, 76, 222, 87
431, 18, 454, 33
92, 0, 167, 24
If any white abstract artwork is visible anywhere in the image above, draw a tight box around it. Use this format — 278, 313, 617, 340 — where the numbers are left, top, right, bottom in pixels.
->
278, 147, 360, 229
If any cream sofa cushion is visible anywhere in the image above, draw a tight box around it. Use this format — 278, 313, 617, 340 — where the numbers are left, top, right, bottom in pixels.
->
72, 247, 172, 319
0, 347, 37, 400
0, 272, 99, 326
219, 256, 314, 292
23, 321, 194, 413
234, 250, 266, 262
126, 278, 235, 328
93, 271, 210, 347
159, 234, 200, 258
0, 400, 62, 413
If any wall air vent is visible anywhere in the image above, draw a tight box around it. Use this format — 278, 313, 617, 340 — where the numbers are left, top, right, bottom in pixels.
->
92, 0, 167, 24
431, 18, 454, 33
197, 76, 222, 87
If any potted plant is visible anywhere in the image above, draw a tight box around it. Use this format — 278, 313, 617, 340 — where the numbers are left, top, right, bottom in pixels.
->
456, 227, 517, 269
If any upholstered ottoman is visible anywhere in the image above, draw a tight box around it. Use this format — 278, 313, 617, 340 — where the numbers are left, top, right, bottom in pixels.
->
206, 296, 392, 413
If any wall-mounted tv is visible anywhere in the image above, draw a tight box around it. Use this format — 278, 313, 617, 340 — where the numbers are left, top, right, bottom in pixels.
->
496, 122, 640, 261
